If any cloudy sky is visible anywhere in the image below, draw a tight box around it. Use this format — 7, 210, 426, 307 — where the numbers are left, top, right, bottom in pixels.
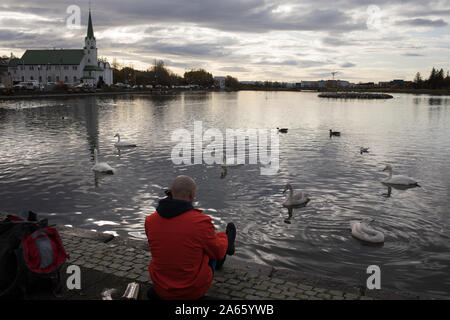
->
1, 0, 450, 82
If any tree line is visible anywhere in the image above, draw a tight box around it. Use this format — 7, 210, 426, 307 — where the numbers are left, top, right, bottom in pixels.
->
112, 59, 239, 88
413, 67, 450, 89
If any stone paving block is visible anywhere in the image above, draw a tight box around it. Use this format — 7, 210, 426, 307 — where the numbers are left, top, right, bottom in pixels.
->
271, 278, 285, 284
329, 290, 345, 297
297, 284, 313, 291
110, 263, 122, 270
213, 276, 227, 283
242, 288, 256, 295
317, 293, 331, 300
284, 290, 299, 298
344, 293, 359, 300
114, 271, 126, 277
119, 265, 133, 271
138, 275, 150, 283
254, 291, 270, 298
245, 295, 262, 300
93, 265, 105, 272
253, 284, 270, 291
226, 278, 241, 285
268, 287, 282, 294
227, 284, 246, 292
270, 293, 287, 300
230, 291, 246, 299
125, 273, 140, 280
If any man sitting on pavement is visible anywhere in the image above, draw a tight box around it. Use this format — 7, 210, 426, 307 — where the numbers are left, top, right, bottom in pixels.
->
145, 175, 236, 300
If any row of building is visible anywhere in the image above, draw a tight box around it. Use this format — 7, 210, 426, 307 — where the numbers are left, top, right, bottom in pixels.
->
0, 9, 112, 88
298, 79, 407, 89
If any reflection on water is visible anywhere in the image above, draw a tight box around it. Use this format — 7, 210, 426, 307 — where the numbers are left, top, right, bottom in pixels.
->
0, 92, 450, 298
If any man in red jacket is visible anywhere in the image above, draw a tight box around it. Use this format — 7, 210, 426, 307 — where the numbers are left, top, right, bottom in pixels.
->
145, 175, 236, 300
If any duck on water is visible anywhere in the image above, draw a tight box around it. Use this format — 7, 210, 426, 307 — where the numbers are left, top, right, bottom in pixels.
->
329, 129, 341, 137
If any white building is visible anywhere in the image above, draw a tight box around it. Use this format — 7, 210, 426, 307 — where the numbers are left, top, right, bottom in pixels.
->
213, 76, 226, 89
8, 9, 112, 86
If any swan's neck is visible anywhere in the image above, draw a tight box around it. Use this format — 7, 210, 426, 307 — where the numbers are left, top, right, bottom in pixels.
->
288, 187, 293, 198
94, 151, 98, 164
388, 170, 392, 178
116, 135, 120, 142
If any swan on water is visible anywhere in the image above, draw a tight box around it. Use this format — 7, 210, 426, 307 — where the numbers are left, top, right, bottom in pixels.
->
114, 133, 137, 147
282, 184, 310, 224
282, 184, 310, 207
329, 129, 341, 137
350, 218, 384, 244
360, 147, 370, 154
277, 127, 288, 133
92, 149, 114, 174
382, 165, 419, 186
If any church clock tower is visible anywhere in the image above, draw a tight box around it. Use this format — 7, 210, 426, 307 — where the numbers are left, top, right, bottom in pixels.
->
83, 9, 97, 67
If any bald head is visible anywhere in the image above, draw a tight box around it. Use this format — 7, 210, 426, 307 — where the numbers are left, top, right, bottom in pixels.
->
170, 175, 196, 202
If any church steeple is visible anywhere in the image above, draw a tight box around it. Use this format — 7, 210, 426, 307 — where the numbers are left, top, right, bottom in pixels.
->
84, 7, 97, 67
87, 9, 94, 39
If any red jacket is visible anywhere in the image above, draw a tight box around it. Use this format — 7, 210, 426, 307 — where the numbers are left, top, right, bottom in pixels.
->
145, 199, 228, 300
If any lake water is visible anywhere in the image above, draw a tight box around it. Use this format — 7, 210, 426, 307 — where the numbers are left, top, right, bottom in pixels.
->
0, 91, 449, 298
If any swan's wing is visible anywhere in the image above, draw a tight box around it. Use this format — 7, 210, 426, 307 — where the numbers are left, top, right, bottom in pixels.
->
96, 162, 114, 172
292, 191, 307, 201
387, 175, 417, 185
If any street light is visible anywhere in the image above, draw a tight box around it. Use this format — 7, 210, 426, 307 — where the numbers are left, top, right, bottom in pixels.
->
331, 71, 339, 92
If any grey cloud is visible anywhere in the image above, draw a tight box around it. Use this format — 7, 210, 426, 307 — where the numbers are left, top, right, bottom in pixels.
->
0, 0, 366, 33
396, 18, 448, 27
322, 37, 356, 47
341, 62, 356, 68
253, 58, 329, 68
219, 66, 249, 72
402, 53, 425, 57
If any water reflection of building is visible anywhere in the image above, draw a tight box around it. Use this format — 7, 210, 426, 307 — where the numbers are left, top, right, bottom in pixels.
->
83, 98, 99, 153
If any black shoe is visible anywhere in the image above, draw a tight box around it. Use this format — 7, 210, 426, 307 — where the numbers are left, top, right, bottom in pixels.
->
215, 255, 227, 270
226, 222, 236, 255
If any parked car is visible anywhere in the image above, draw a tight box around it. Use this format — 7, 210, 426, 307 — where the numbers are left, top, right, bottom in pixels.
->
14, 80, 40, 90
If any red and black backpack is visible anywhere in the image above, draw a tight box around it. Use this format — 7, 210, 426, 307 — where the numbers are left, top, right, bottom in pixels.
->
0, 211, 67, 298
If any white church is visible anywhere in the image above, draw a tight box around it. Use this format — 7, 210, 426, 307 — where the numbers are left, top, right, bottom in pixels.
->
8, 9, 113, 86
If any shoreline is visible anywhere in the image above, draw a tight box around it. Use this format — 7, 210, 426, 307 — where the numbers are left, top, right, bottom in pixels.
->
0, 211, 426, 300
1, 87, 450, 101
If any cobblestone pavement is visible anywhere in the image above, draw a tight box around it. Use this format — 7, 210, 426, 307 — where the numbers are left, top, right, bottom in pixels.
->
60, 229, 372, 300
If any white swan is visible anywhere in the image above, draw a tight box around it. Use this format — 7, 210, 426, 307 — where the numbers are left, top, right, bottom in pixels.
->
382, 165, 419, 186
92, 149, 114, 174
350, 219, 384, 244
114, 133, 137, 147
282, 184, 310, 208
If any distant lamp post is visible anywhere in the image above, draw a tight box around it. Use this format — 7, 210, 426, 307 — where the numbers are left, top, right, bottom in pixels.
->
331, 71, 339, 92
